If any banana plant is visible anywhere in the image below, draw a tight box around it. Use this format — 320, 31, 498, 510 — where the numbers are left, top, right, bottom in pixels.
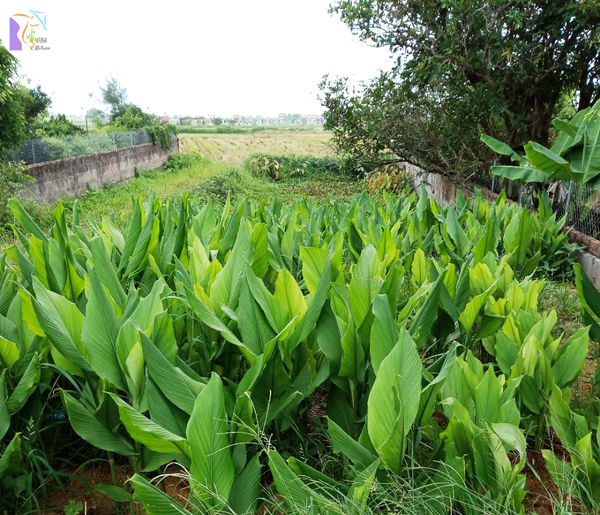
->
483, 99, 600, 188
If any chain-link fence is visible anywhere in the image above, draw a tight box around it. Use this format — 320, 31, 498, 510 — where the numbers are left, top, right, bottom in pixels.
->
9, 130, 152, 165
488, 175, 600, 240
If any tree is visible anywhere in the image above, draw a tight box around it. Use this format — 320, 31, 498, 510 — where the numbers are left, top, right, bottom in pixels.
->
112, 105, 156, 129
0, 41, 29, 158
24, 85, 51, 126
86, 108, 106, 128
321, 0, 600, 177
99, 76, 128, 121
211, 117, 223, 126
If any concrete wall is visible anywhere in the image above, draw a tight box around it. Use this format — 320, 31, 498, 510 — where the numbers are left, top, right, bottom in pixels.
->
24, 139, 179, 202
404, 164, 600, 288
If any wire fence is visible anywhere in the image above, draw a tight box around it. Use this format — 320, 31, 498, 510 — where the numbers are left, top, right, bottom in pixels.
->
9, 130, 152, 165
489, 175, 600, 240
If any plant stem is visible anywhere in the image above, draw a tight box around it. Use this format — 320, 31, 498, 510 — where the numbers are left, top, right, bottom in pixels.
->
108, 452, 119, 486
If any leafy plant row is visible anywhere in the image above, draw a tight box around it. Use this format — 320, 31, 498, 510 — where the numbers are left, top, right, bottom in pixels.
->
0, 187, 591, 513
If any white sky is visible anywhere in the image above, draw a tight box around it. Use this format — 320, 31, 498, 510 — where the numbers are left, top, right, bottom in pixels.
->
2, 1, 394, 117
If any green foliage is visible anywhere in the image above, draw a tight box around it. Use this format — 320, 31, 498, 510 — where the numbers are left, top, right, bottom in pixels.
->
484, 100, 600, 189
111, 105, 156, 130
245, 153, 358, 180
543, 385, 600, 511
63, 500, 83, 515
0, 162, 33, 232
24, 85, 52, 130
323, 0, 600, 178
365, 165, 413, 195
0, 41, 29, 158
85, 108, 106, 128
99, 76, 129, 121
161, 152, 208, 173
144, 124, 176, 149
29, 114, 84, 138
0, 182, 587, 513
98, 77, 175, 148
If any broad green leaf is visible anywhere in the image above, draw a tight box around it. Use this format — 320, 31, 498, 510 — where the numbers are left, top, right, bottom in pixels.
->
187, 373, 234, 510
237, 277, 276, 357
8, 198, 48, 242
109, 394, 190, 456
140, 333, 203, 415
228, 454, 261, 515
367, 328, 422, 474
210, 222, 253, 318
31, 277, 89, 371
94, 484, 133, 502
274, 268, 307, 322
410, 271, 445, 350
328, 417, 377, 469
82, 271, 124, 390
445, 207, 470, 258
0, 377, 9, 440
300, 245, 328, 297
7, 352, 41, 412
411, 248, 427, 285
0, 337, 20, 368
480, 134, 520, 161
552, 327, 589, 388
61, 390, 135, 456
491, 165, 548, 184
268, 450, 326, 510
131, 473, 193, 515
370, 293, 397, 374
0, 434, 22, 479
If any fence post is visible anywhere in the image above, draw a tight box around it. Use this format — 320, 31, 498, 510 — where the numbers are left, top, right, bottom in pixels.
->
31, 140, 36, 164
130, 132, 134, 147
112, 133, 116, 149
565, 180, 574, 218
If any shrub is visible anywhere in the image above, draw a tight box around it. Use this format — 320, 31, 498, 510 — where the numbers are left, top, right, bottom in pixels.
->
365, 165, 413, 194
161, 152, 207, 173
0, 161, 33, 232
244, 154, 359, 180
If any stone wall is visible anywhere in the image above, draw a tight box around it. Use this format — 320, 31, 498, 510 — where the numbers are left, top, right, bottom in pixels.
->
24, 139, 179, 202
404, 164, 600, 288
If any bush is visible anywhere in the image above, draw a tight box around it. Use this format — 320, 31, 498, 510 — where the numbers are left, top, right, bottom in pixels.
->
365, 165, 413, 194
0, 161, 34, 232
161, 152, 207, 173
193, 168, 242, 202
244, 154, 359, 180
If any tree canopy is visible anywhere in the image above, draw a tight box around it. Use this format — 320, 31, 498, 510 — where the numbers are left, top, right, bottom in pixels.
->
0, 41, 29, 158
100, 76, 129, 121
321, 0, 600, 177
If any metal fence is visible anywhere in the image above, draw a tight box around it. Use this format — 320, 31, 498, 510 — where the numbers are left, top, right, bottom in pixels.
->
489, 175, 600, 240
9, 130, 152, 165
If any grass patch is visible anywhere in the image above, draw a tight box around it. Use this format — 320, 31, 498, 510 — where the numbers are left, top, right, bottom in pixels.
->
539, 281, 582, 339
